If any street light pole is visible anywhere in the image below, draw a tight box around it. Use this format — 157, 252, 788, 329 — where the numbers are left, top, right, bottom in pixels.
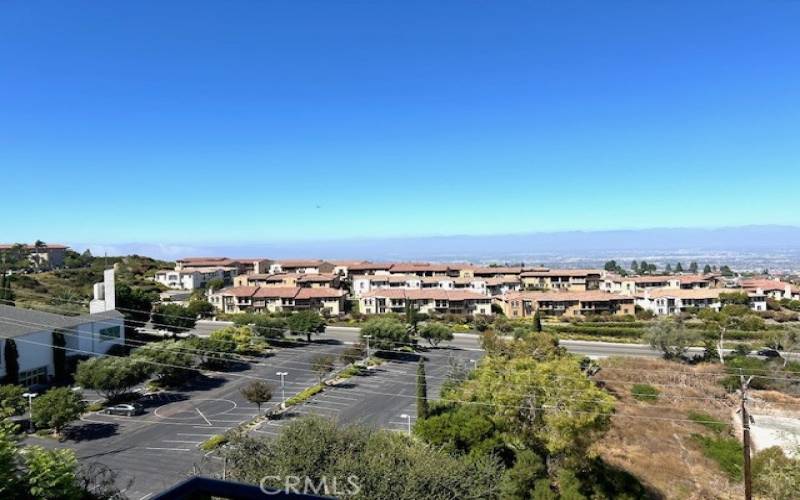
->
22, 392, 38, 432
276, 372, 288, 406
363, 335, 371, 361
400, 413, 411, 436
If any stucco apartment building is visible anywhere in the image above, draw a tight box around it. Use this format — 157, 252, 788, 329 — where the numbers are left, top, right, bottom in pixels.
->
268, 259, 336, 275
0, 243, 69, 270
601, 274, 722, 296
352, 272, 522, 298
519, 269, 603, 292
739, 278, 800, 301
359, 289, 492, 316
234, 272, 341, 289
635, 288, 768, 316
209, 286, 346, 316
176, 257, 273, 275
155, 267, 236, 290
494, 291, 635, 318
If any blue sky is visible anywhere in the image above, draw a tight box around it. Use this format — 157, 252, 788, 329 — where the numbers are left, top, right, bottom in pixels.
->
1, 1, 799, 246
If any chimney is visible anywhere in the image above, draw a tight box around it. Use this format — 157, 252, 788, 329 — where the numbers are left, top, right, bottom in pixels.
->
90, 269, 116, 314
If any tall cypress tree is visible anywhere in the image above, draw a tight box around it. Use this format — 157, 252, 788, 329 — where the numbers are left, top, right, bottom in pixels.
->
0, 271, 14, 306
4, 339, 19, 384
52, 329, 66, 382
416, 358, 428, 420
533, 310, 542, 333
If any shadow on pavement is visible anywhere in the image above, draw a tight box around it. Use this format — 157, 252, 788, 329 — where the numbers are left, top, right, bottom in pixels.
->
63, 422, 119, 442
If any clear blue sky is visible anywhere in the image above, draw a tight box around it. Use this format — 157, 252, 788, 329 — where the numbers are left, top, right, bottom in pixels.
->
1, 1, 798, 245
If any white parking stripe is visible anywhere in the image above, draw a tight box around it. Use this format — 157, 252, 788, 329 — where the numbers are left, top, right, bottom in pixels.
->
315, 394, 361, 402
307, 399, 350, 406
178, 433, 217, 437
163, 440, 202, 445
143, 447, 190, 452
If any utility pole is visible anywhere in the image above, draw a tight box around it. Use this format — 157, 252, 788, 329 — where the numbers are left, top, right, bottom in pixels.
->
740, 371, 753, 500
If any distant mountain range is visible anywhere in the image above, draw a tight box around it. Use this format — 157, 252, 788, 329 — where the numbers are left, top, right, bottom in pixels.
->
73, 225, 800, 269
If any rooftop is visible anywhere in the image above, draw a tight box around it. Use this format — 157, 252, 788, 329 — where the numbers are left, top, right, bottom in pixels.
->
0, 304, 123, 338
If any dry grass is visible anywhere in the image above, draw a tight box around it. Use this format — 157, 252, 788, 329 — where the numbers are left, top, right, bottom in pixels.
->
593, 357, 742, 499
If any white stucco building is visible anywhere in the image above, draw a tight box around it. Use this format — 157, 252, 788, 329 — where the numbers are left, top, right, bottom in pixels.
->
0, 270, 124, 387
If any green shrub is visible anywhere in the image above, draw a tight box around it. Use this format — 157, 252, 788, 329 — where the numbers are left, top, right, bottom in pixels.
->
630, 384, 660, 402
284, 384, 323, 407
200, 434, 228, 451
687, 411, 727, 433
338, 365, 363, 379
691, 434, 743, 480
85, 402, 104, 413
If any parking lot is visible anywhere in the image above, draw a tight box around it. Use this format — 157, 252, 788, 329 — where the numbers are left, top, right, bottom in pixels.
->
27, 341, 350, 500
24, 334, 482, 499
255, 345, 483, 437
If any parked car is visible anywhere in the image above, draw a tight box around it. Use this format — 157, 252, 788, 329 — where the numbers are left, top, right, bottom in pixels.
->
104, 403, 144, 416
757, 348, 781, 358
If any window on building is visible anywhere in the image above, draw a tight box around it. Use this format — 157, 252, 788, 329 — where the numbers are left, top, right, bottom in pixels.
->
99, 326, 121, 340
19, 366, 48, 386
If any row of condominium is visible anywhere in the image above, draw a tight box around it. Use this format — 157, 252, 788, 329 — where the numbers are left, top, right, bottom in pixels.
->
154, 257, 800, 319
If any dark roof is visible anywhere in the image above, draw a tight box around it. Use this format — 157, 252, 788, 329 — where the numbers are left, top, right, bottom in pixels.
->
0, 304, 123, 338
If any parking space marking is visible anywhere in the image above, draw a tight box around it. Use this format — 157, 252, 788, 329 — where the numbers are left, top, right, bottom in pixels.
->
163, 440, 203, 445
315, 394, 361, 402
143, 447, 191, 452
178, 433, 217, 437
308, 399, 350, 406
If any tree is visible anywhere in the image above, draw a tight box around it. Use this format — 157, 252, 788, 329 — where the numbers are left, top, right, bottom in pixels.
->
603, 260, 615, 272
339, 343, 366, 365
31, 387, 85, 435
116, 283, 155, 325
419, 322, 453, 347
501, 449, 546, 500
0, 419, 100, 500
74, 356, 151, 402
720, 265, 734, 277
405, 303, 422, 335
665, 263, 672, 274
186, 298, 214, 319
417, 359, 428, 420
454, 354, 614, 458
675, 262, 684, 273
361, 316, 410, 350
532, 310, 542, 333
0, 384, 26, 416
240, 380, 273, 414
152, 303, 196, 334
639, 260, 649, 274
645, 318, 699, 360
205, 277, 225, 291
0, 271, 14, 305
286, 310, 325, 342
133, 340, 197, 387
209, 325, 264, 354
689, 261, 699, 274
3, 339, 19, 385
311, 354, 335, 384
52, 329, 67, 382
630, 260, 639, 274
222, 416, 503, 500
703, 264, 713, 274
